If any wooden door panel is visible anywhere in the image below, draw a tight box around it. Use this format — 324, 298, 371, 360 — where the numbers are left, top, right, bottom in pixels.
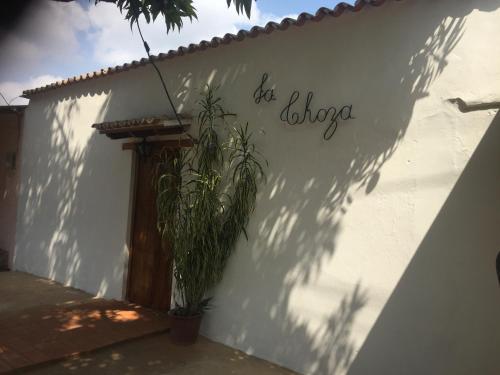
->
151, 247, 172, 310
127, 145, 172, 310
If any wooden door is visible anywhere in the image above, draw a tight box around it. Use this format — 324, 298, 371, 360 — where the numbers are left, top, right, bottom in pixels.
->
127, 145, 172, 310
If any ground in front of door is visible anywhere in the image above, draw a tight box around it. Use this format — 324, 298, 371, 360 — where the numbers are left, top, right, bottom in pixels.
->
0, 272, 296, 374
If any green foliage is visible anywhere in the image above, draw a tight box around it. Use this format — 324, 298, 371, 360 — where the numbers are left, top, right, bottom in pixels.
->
156, 86, 266, 316
88, 0, 252, 32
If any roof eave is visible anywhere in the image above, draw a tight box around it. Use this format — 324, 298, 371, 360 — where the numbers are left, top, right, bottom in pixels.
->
22, 0, 401, 97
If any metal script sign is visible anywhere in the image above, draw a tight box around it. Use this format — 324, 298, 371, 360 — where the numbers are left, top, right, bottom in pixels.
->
253, 73, 354, 140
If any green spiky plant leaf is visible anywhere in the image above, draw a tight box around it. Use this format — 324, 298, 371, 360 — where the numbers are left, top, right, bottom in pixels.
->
156, 86, 266, 316
70, 0, 253, 32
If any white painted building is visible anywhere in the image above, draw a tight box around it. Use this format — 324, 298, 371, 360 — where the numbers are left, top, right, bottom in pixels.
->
13, 0, 500, 374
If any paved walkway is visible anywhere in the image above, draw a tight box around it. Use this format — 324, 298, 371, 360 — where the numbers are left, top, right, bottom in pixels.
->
0, 272, 296, 375
19, 334, 295, 375
0, 272, 170, 373
0, 271, 92, 314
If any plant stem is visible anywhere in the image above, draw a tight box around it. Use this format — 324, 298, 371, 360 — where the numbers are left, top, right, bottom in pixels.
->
136, 20, 183, 128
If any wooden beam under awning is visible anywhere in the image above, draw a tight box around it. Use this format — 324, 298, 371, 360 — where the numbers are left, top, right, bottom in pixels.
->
122, 138, 194, 150
92, 115, 192, 139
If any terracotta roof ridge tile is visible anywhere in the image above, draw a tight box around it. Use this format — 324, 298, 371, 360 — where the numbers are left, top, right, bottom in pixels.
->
22, 0, 402, 98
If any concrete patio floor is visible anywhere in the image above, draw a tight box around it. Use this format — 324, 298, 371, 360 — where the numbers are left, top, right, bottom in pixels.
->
0, 272, 296, 374
0, 271, 92, 314
18, 333, 295, 375
0, 272, 170, 373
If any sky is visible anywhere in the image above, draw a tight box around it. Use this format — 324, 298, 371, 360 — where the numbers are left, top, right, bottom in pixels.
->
0, 0, 349, 105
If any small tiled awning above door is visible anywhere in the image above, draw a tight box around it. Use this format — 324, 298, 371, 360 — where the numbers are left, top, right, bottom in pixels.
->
92, 115, 191, 139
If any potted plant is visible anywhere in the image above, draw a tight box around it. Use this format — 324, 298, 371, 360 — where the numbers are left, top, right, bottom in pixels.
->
156, 86, 266, 345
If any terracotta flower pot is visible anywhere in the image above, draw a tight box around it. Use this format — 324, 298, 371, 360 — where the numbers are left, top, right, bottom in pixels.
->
168, 311, 203, 345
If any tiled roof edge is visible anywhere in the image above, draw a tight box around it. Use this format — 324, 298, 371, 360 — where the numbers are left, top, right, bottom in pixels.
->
22, 0, 400, 98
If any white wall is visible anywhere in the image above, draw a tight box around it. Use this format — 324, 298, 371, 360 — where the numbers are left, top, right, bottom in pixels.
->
14, 90, 133, 299
15, 0, 500, 373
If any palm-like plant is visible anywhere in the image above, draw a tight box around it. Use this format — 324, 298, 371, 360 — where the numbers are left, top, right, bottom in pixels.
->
156, 86, 266, 316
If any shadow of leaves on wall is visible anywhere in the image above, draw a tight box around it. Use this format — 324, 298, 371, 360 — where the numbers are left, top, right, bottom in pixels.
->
15, 91, 130, 298
14, 1, 500, 374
